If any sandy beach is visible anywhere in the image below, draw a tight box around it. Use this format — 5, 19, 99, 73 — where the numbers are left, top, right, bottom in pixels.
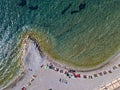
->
4, 37, 120, 90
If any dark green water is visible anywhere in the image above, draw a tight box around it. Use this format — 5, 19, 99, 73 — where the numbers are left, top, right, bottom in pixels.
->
0, 0, 120, 88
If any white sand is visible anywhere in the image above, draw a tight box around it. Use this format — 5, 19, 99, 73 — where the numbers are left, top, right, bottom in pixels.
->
23, 39, 43, 73
7, 38, 120, 90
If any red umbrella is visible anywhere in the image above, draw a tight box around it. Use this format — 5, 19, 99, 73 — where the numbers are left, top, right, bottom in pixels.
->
76, 74, 80, 78
64, 71, 67, 74
21, 87, 26, 90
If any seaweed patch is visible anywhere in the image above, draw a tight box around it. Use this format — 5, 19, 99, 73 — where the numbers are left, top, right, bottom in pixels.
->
29, 5, 38, 10
71, 10, 79, 14
17, 0, 26, 7
79, 3, 86, 11
61, 3, 72, 15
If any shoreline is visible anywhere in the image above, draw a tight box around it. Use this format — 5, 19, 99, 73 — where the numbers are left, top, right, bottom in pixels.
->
39, 44, 120, 72
45, 53, 110, 72
23, 34, 120, 72
27, 34, 119, 71
1, 71, 26, 90
20, 30, 113, 71
19, 30, 119, 72
0, 36, 28, 90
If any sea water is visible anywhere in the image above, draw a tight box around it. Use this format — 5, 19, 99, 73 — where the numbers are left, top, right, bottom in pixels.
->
0, 0, 120, 88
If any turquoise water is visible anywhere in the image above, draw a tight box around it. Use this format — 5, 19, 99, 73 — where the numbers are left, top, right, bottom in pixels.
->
0, 0, 120, 88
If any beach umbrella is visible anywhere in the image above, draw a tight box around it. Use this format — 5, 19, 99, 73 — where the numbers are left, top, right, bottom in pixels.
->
118, 64, 120, 67
49, 89, 52, 90
75, 74, 80, 78
33, 75, 37, 78
21, 87, 26, 90
64, 71, 67, 74
49, 66, 52, 69
83, 75, 87, 79
66, 73, 69, 76
98, 72, 103, 76
54, 68, 59, 72
94, 74, 98, 77
108, 70, 112, 73
68, 70, 75, 73
103, 71, 107, 75
60, 70, 63, 73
